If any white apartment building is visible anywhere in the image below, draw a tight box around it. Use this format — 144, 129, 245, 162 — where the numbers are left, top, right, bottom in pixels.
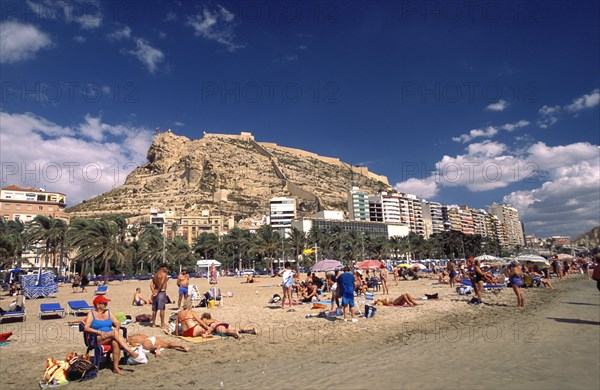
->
422, 201, 445, 238
348, 186, 370, 221
488, 203, 525, 248
269, 197, 296, 230
369, 192, 401, 224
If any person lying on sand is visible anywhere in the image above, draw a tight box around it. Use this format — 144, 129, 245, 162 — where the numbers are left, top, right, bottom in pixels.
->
127, 334, 190, 356
200, 312, 258, 339
375, 293, 419, 307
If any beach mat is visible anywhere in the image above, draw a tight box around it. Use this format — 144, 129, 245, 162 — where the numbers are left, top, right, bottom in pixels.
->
174, 335, 222, 343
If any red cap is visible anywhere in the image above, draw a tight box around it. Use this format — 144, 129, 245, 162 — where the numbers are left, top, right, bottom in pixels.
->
93, 295, 111, 305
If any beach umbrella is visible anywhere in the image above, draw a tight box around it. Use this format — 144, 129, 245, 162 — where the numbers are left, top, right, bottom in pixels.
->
410, 263, 426, 270
355, 260, 385, 269
475, 255, 501, 261
397, 263, 411, 268
516, 254, 550, 267
311, 259, 343, 273
556, 254, 575, 260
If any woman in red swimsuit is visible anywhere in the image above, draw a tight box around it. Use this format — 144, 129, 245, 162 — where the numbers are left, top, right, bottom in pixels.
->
175, 300, 212, 338
200, 313, 258, 339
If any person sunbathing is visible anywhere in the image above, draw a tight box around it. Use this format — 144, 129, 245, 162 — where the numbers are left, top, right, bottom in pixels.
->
175, 300, 213, 338
200, 312, 258, 338
132, 287, 151, 306
244, 274, 255, 283
376, 293, 419, 307
127, 334, 190, 356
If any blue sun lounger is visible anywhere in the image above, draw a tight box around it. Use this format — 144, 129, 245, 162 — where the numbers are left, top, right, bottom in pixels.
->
39, 303, 66, 319
68, 300, 94, 315
94, 285, 108, 295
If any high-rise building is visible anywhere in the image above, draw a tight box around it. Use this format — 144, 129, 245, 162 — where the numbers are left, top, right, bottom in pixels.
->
348, 186, 370, 221
269, 197, 296, 230
0, 185, 69, 223
488, 203, 525, 248
369, 192, 401, 224
421, 201, 445, 238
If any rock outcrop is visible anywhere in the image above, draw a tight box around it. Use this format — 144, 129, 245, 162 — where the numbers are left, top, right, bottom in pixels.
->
67, 131, 391, 220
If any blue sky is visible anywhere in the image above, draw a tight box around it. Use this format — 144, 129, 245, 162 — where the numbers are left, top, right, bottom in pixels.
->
1, 0, 599, 238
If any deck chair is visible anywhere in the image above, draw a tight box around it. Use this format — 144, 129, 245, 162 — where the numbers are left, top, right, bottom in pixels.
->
188, 285, 202, 308
79, 321, 128, 370
39, 303, 66, 319
94, 285, 108, 295
68, 300, 94, 315
356, 292, 375, 317
207, 287, 223, 307
0, 294, 26, 323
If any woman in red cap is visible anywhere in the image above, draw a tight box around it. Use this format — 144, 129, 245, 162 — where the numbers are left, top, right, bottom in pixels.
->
84, 295, 139, 374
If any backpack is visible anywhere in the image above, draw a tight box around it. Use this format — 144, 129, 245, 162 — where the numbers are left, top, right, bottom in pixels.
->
364, 305, 377, 318
65, 354, 97, 381
135, 314, 152, 323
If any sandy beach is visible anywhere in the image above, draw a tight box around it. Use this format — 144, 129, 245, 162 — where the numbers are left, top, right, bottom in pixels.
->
1, 273, 598, 389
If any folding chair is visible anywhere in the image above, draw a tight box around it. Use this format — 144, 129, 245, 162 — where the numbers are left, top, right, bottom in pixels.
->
188, 285, 202, 308
356, 291, 375, 317
39, 303, 66, 319
208, 287, 223, 307
79, 321, 128, 370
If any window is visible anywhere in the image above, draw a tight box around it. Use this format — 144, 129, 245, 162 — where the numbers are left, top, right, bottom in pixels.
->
27, 205, 32, 210
15, 204, 21, 210
48, 206, 54, 211
38, 206, 44, 211
3, 204, 9, 210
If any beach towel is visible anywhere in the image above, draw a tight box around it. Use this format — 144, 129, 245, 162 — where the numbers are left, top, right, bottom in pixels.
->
174, 335, 222, 343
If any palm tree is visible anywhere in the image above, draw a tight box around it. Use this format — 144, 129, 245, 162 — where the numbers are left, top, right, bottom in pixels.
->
26, 215, 67, 277
167, 235, 192, 272
287, 226, 306, 263
253, 225, 279, 273
69, 219, 131, 284
137, 224, 164, 273
193, 232, 220, 260
0, 219, 25, 268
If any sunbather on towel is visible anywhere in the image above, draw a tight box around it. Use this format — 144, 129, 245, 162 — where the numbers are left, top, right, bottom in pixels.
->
175, 300, 213, 338
128, 334, 190, 356
200, 313, 258, 339
300, 280, 319, 302
375, 293, 419, 307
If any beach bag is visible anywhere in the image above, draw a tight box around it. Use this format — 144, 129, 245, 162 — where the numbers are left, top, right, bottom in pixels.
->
66, 354, 96, 381
592, 266, 600, 281
364, 305, 377, 318
135, 314, 151, 323
43, 358, 69, 385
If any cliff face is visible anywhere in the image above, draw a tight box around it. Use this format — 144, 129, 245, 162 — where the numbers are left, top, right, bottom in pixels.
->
67, 132, 391, 219
573, 226, 600, 250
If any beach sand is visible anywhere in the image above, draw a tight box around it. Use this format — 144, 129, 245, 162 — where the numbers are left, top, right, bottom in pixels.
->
1, 273, 598, 389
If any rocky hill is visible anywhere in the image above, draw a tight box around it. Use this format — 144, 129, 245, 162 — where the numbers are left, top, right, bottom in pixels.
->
573, 226, 600, 250
67, 131, 391, 220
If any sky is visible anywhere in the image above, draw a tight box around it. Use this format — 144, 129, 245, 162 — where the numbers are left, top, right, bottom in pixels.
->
0, 0, 599, 238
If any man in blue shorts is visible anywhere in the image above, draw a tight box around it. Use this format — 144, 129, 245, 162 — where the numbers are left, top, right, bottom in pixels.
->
177, 268, 190, 309
337, 266, 357, 322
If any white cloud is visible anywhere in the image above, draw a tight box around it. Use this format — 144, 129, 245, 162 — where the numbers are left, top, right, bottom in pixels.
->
395, 139, 599, 236
126, 38, 165, 74
0, 21, 53, 63
537, 89, 600, 128
393, 178, 439, 199
186, 5, 244, 52
73, 35, 86, 43
485, 99, 509, 111
0, 111, 154, 205
165, 12, 177, 22
565, 88, 600, 112
26, 0, 103, 29
107, 26, 132, 41
452, 120, 529, 143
